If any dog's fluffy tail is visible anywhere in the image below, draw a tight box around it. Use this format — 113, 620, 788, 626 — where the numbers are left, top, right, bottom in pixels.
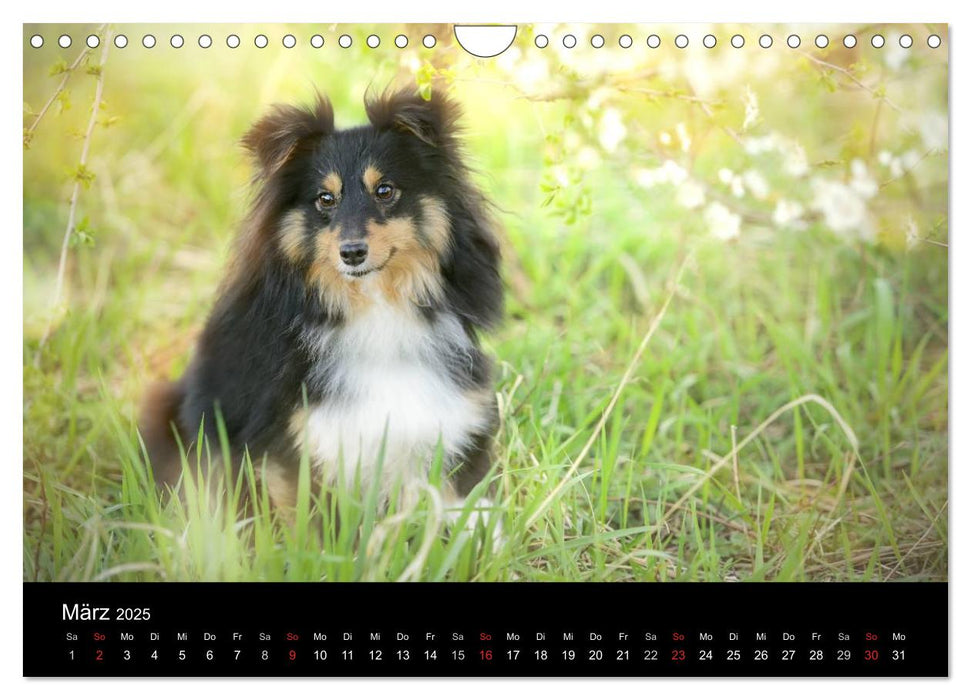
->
139, 380, 186, 489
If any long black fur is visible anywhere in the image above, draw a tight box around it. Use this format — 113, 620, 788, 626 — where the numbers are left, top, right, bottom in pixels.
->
140, 89, 502, 499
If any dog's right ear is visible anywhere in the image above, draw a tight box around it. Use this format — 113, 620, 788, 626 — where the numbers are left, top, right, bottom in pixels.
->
242, 93, 334, 177
364, 89, 460, 149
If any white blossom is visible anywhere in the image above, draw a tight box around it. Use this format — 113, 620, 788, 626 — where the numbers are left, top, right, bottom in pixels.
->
676, 122, 692, 153
811, 178, 872, 239
577, 147, 602, 171
881, 149, 921, 180
742, 87, 760, 131
744, 132, 809, 177
918, 112, 948, 152
850, 159, 878, 198
901, 150, 921, 170
772, 200, 805, 227
661, 160, 689, 185
730, 176, 745, 198
634, 160, 689, 189
718, 168, 734, 184
883, 37, 909, 71
587, 88, 610, 111
742, 170, 770, 200
676, 180, 705, 209
515, 57, 549, 92
704, 202, 741, 240
906, 218, 920, 250
744, 134, 778, 155
634, 168, 661, 189
495, 46, 521, 74
598, 109, 627, 153
782, 142, 809, 177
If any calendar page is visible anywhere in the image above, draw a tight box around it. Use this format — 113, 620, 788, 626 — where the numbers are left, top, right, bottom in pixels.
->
22, 22, 948, 677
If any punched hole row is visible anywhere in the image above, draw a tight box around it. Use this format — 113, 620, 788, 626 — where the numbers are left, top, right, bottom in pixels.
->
536, 32, 942, 50
28, 32, 439, 50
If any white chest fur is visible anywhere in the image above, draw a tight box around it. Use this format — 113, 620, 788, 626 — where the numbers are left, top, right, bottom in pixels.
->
292, 298, 491, 492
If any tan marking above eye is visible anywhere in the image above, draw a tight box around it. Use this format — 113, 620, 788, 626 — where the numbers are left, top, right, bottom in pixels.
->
362, 165, 384, 192
321, 172, 343, 196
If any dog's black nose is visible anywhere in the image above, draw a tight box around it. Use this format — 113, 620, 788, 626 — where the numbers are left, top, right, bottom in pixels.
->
339, 241, 369, 267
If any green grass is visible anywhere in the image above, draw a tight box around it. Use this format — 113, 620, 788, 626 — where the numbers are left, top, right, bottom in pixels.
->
23, 23, 948, 582
23, 220, 948, 582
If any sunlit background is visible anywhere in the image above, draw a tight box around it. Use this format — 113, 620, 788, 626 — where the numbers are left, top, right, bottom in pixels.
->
24, 24, 948, 582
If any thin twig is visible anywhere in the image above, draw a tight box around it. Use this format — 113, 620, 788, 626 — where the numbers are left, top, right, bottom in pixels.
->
42, 28, 111, 344
23, 34, 100, 147
730, 424, 740, 502
879, 147, 936, 190
617, 86, 722, 106
799, 51, 902, 113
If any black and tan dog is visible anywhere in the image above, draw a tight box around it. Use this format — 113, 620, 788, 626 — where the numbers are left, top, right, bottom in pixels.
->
141, 90, 502, 514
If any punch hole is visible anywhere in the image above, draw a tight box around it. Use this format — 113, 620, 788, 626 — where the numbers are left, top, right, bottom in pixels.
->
170, 35, 184, 49
58, 34, 71, 48
731, 34, 744, 48
534, 34, 548, 48
675, 34, 688, 49
562, 34, 576, 49
367, 34, 380, 48
591, 34, 605, 48
86, 35, 100, 49
843, 35, 857, 48
927, 34, 941, 49
787, 34, 801, 49
871, 34, 885, 48
394, 34, 408, 48
703, 34, 716, 48
647, 34, 661, 49
198, 34, 212, 49
453, 26, 517, 56
814, 34, 828, 49
227, 34, 241, 48
899, 34, 913, 48
422, 34, 436, 48
255, 34, 269, 49
339, 34, 352, 48
618, 34, 632, 49
29, 35, 43, 48
114, 35, 127, 49
311, 35, 324, 48
283, 34, 297, 48
142, 34, 156, 49
759, 34, 772, 48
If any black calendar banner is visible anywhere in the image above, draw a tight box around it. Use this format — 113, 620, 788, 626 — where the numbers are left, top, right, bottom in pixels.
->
24, 582, 947, 677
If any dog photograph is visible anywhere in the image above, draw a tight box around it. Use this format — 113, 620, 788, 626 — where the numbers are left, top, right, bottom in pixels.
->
23, 23, 948, 583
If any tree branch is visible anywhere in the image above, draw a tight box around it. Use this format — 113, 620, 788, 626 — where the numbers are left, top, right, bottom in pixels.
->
41, 28, 111, 343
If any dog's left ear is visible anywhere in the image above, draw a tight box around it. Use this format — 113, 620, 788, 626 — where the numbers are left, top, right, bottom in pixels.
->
242, 93, 334, 177
364, 89, 459, 147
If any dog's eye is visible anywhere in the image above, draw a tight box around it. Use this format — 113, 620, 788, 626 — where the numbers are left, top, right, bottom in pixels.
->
375, 183, 396, 201
317, 192, 337, 209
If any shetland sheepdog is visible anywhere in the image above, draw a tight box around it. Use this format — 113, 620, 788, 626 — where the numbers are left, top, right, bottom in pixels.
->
140, 89, 502, 515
